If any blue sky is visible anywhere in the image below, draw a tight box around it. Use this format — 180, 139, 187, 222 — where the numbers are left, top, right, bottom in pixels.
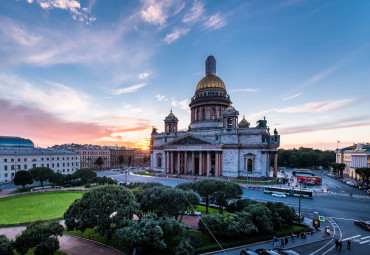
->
0, 0, 369, 150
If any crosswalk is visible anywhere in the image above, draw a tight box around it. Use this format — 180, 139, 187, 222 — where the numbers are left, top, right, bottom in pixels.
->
341, 234, 370, 245
312, 189, 370, 199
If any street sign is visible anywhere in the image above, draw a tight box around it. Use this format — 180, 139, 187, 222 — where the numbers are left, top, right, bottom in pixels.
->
319, 212, 325, 221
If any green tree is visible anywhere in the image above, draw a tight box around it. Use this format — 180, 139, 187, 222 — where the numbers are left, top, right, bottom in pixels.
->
13, 221, 63, 255
213, 181, 243, 214
73, 168, 97, 183
355, 167, 370, 188
193, 179, 218, 214
94, 156, 104, 169
266, 202, 295, 226
245, 203, 273, 234
226, 198, 257, 213
13, 170, 33, 189
64, 185, 139, 239
34, 237, 59, 255
49, 172, 66, 185
118, 155, 125, 167
0, 235, 13, 255
331, 163, 339, 175
176, 182, 195, 191
93, 176, 117, 185
29, 167, 53, 187
337, 163, 346, 177
128, 155, 133, 166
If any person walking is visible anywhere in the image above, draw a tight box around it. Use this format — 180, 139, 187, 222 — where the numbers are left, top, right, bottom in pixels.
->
280, 238, 285, 248
285, 236, 289, 246
273, 236, 278, 247
339, 240, 342, 251
347, 239, 351, 250
335, 239, 339, 250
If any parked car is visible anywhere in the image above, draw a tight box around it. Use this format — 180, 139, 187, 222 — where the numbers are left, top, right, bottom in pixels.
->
275, 249, 301, 255
272, 193, 286, 198
358, 185, 367, 190
240, 248, 259, 255
354, 220, 370, 231
255, 249, 281, 255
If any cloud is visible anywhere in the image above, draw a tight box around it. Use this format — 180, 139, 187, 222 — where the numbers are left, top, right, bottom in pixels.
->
122, 104, 143, 113
203, 12, 226, 30
140, 0, 184, 26
155, 94, 168, 101
248, 98, 358, 120
0, 19, 41, 46
283, 93, 301, 100
138, 72, 149, 79
0, 73, 91, 122
183, 1, 204, 24
178, 99, 190, 112
172, 99, 177, 106
29, 0, 95, 23
110, 83, 147, 95
163, 27, 190, 44
279, 115, 370, 135
229, 88, 258, 93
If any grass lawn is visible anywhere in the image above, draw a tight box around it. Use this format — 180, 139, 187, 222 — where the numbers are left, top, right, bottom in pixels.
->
135, 171, 155, 176
0, 191, 84, 225
190, 205, 221, 214
230, 180, 278, 185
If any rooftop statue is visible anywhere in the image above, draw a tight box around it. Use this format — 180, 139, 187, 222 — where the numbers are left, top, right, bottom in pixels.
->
256, 116, 267, 128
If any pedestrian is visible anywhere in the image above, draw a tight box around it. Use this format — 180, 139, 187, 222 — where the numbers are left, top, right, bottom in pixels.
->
335, 239, 339, 250
347, 240, 351, 250
133, 247, 137, 255
290, 233, 294, 241
273, 236, 278, 247
327, 228, 331, 237
285, 236, 289, 246
339, 240, 342, 251
280, 238, 285, 248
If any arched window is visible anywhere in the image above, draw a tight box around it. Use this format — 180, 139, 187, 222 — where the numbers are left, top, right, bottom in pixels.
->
244, 153, 256, 173
202, 107, 206, 120
212, 107, 216, 120
156, 153, 162, 168
227, 118, 233, 128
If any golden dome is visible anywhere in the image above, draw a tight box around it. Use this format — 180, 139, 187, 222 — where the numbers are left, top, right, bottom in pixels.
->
240, 115, 248, 122
226, 103, 235, 111
195, 74, 226, 92
167, 109, 175, 117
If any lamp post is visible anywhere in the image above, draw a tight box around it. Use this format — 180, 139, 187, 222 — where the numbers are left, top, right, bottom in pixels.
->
298, 179, 302, 223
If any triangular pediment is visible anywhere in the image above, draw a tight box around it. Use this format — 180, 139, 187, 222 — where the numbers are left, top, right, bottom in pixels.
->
167, 135, 213, 146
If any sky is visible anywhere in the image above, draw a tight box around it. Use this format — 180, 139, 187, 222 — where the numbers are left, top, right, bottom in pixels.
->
0, 0, 370, 150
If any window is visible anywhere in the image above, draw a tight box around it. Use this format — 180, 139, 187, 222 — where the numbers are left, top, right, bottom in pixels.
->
57, 157, 59, 160
11, 165, 14, 170
47, 158, 49, 161
57, 163, 59, 167
24, 158, 27, 162
4, 165, 8, 170
4, 173, 8, 177
52, 158, 54, 160
52, 163, 54, 167
18, 158, 21, 162
24, 165, 27, 169
47, 164, 49, 167
227, 118, 233, 128
41, 164, 44, 167
63, 163, 65, 167
11, 158, 14, 162
33, 164, 36, 168
41, 158, 44, 161
4, 159, 7, 163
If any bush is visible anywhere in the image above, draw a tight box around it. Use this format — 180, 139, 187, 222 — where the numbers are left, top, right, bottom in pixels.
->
85, 184, 91, 188
0, 235, 13, 255
35, 237, 59, 255
71, 180, 84, 187
226, 198, 257, 213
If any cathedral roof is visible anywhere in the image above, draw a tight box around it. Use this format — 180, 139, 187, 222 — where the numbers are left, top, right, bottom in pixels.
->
226, 103, 235, 110
195, 74, 226, 92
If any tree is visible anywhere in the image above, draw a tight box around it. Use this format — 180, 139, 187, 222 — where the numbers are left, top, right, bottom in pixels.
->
13, 221, 63, 255
331, 163, 339, 175
64, 185, 139, 239
355, 167, 370, 188
266, 202, 295, 226
118, 155, 125, 167
193, 179, 218, 214
94, 156, 104, 169
226, 198, 257, 213
13, 170, 33, 189
0, 235, 13, 255
93, 176, 117, 185
49, 172, 66, 185
73, 168, 97, 183
245, 203, 273, 234
128, 155, 133, 166
29, 167, 53, 187
213, 181, 243, 214
176, 182, 195, 191
337, 163, 346, 177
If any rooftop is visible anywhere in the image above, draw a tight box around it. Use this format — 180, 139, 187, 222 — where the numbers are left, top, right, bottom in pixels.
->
0, 136, 34, 148
0, 147, 78, 155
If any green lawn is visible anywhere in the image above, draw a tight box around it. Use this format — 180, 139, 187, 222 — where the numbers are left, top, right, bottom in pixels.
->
135, 171, 155, 176
0, 191, 84, 225
190, 205, 221, 214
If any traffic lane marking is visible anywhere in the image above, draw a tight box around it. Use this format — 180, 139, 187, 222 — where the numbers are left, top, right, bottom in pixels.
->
359, 239, 370, 244
341, 235, 362, 241
360, 236, 370, 240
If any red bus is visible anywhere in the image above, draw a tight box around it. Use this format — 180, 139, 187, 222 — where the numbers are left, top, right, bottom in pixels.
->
297, 175, 322, 185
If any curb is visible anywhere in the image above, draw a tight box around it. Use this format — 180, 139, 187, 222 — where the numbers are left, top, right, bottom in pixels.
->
63, 234, 126, 255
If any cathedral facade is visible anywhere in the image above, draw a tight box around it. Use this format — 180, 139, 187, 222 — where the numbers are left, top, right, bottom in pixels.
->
150, 56, 280, 178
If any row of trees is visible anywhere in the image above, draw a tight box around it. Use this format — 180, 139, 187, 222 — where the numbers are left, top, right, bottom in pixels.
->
277, 147, 335, 168
330, 163, 346, 177
355, 167, 370, 188
13, 167, 99, 189
0, 221, 64, 255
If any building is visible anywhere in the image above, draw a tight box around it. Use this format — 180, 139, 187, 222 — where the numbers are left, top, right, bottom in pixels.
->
110, 147, 135, 168
134, 150, 150, 166
150, 56, 280, 178
336, 143, 370, 179
0, 136, 80, 183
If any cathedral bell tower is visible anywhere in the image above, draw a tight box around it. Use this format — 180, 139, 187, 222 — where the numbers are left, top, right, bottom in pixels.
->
222, 104, 239, 129
164, 109, 178, 134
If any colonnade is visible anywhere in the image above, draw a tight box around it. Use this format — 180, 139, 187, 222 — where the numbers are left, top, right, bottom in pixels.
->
164, 151, 222, 176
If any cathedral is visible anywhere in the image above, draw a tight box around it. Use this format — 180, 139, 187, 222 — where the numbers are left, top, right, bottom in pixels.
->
150, 56, 280, 178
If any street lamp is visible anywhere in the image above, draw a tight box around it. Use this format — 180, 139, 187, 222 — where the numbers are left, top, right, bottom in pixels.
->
298, 179, 302, 223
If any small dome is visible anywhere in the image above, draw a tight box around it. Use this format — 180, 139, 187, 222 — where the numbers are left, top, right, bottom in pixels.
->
239, 116, 250, 128
167, 109, 175, 117
0, 136, 34, 147
195, 74, 226, 92
226, 104, 235, 111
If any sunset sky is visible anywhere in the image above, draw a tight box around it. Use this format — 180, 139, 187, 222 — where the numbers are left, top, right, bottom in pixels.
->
0, 0, 369, 150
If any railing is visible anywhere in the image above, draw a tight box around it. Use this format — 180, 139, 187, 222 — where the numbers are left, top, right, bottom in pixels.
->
191, 93, 230, 102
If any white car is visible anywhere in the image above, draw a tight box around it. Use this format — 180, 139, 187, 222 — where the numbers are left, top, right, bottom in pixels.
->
272, 193, 286, 198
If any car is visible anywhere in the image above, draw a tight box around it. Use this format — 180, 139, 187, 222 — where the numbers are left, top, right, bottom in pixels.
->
255, 249, 281, 255
358, 185, 367, 190
272, 193, 286, 198
240, 248, 259, 255
354, 220, 370, 231
274, 249, 301, 255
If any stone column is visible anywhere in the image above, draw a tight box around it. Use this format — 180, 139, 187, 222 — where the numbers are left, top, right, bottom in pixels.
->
273, 152, 278, 177
219, 153, 222, 176
184, 152, 188, 174
191, 152, 195, 175
215, 153, 219, 176
164, 151, 167, 173
207, 151, 211, 176
170, 151, 174, 174
177, 151, 181, 174
199, 152, 203, 175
